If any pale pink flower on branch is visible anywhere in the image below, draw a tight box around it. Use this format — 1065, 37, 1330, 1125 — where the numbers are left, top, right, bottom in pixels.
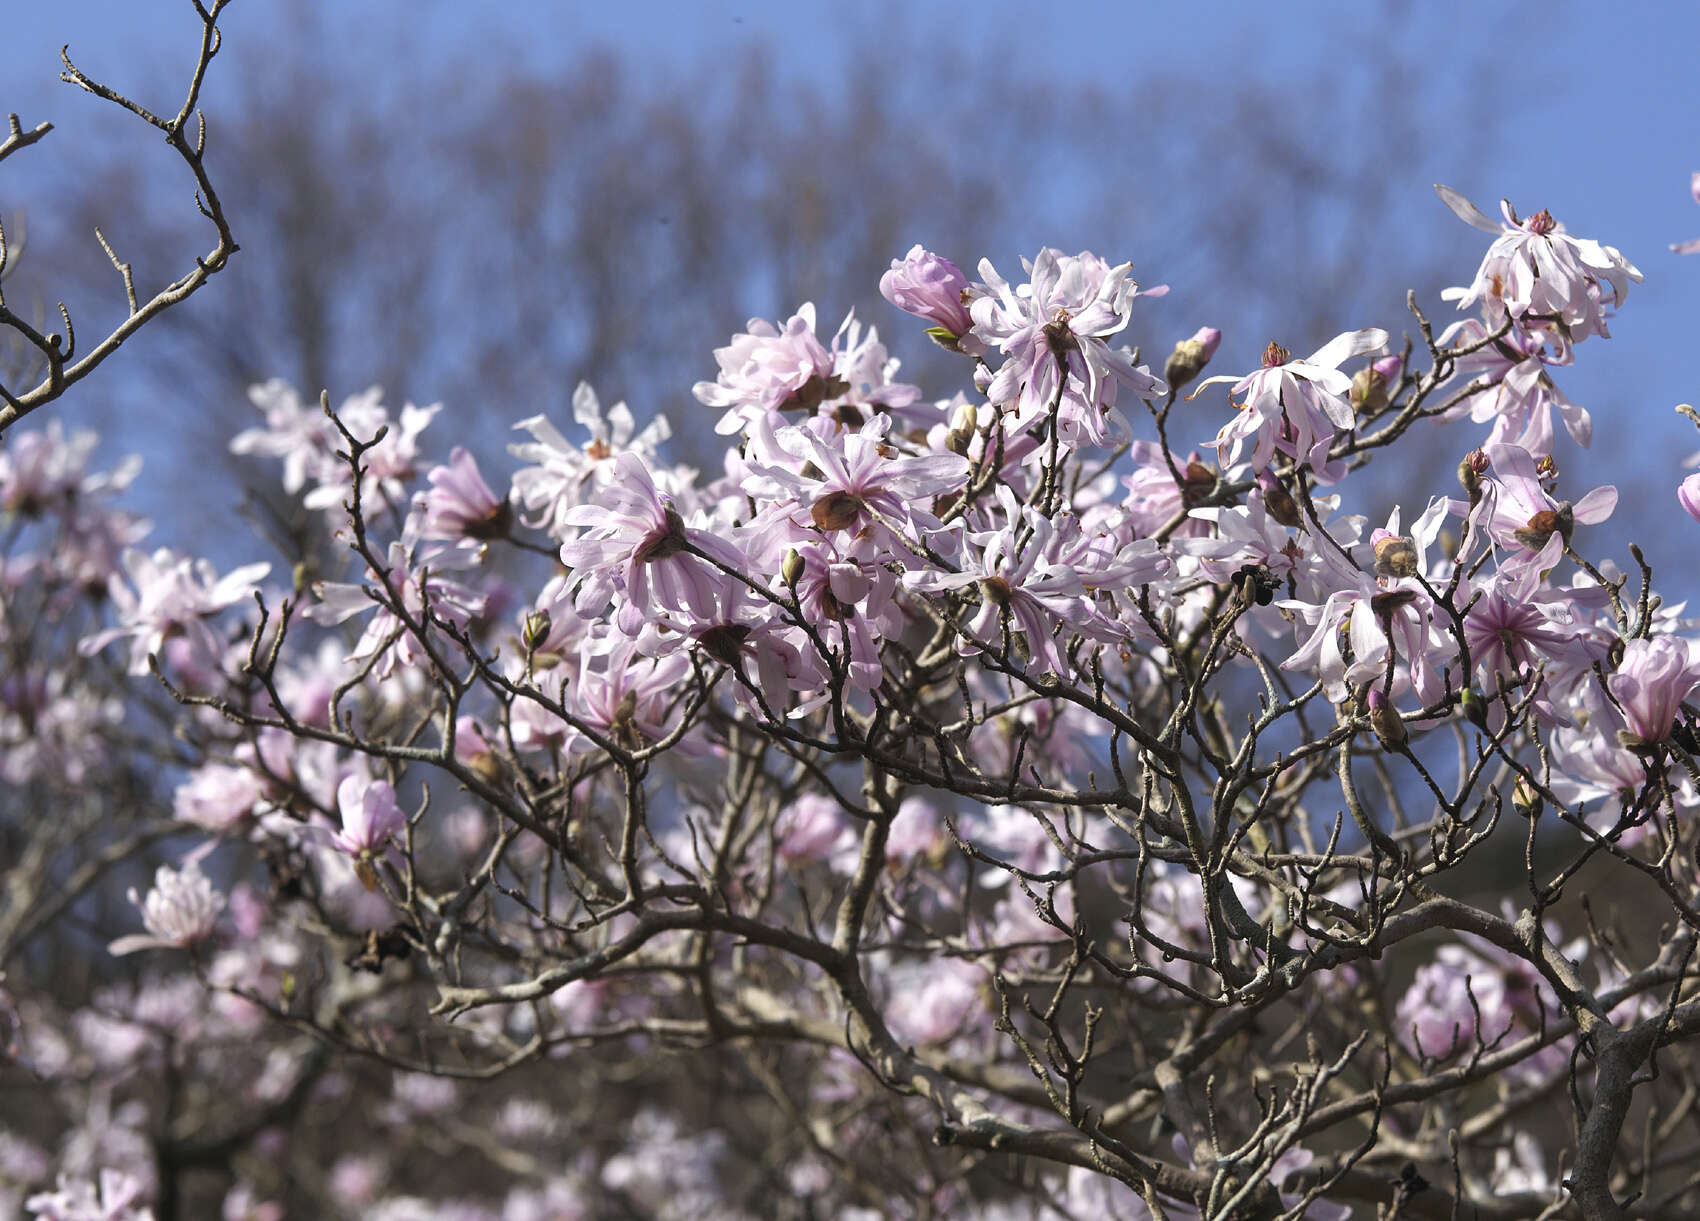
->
1608, 636, 1700, 746
331, 775, 406, 858
418, 446, 510, 541
303, 536, 486, 677
0, 420, 138, 517
879, 244, 983, 353
1680, 444, 1700, 523
1434, 316, 1592, 454
693, 303, 839, 435
1192, 329, 1388, 479
229, 379, 336, 496
173, 764, 266, 833
1437, 184, 1641, 346
26, 1170, 155, 1221
79, 547, 270, 676
971, 248, 1167, 448
299, 391, 440, 514
743, 416, 967, 560
559, 452, 742, 636
1468, 442, 1616, 593
509, 382, 672, 536
108, 858, 225, 956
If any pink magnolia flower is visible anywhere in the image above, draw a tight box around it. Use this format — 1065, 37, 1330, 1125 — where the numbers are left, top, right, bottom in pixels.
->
744, 416, 967, 560
559, 452, 743, 636
971, 248, 1167, 448
909, 486, 1154, 676
173, 764, 266, 833
0, 420, 138, 517
1609, 636, 1700, 746
509, 382, 672, 536
1680, 468, 1700, 523
230, 379, 337, 496
774, 793, 851, 865
26, 1170, 156, 1221
1434, 315, 1592, 454
108, 858, 226, 956
302, 395, 440, 514
562, 637, 693, 755
417, 446, 509, 540
1468, 442, 1616, 593
331, 774, 406, 857
693, 304, 839, 434
879, 244, 981, 351
1281, 498, 1452, 704
1193, 329, 1388, 478
1462, 580, 1602, 717
1437, 184, 1641, 347
79, 548, 271, 676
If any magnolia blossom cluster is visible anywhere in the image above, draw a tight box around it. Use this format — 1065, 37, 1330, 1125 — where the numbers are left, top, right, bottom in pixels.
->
6, 184, 1700, 1218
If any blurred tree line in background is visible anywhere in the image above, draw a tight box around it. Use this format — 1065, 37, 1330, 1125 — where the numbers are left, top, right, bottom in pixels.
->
3, 1, 1508, 558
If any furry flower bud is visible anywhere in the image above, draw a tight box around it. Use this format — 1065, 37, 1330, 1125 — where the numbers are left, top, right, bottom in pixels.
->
1367, 688, 1407, 751
1163, 327, 1222, 390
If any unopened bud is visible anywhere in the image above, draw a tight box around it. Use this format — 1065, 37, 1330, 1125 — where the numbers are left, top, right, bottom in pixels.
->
1367, 687, 1407, 751
781, 548, 806, 588
522, 609, 552, 654
1458, 449, 1488, 505
1460, 688, 1489, 732
1351, 366, 1389, 414
1163, 326, 1222, 390
1512, 776, 1543, 819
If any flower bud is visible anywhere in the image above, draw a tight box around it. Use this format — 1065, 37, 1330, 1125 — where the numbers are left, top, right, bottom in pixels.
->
1367, 688, 1407, 751
1512, 776, 1543, 819
1163, 327, 1222, 390
1460, 688, 1489, 732
781, 548, 806, 588
1351, 366, 1389, 414
522, 609, 552, 654
1458, 449, 1488, 506
880, 246, 980, 353
946, 399, 979, 455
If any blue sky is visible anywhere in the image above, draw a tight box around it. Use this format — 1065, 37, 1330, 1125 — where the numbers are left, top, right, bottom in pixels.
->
6, 0, 1700, 561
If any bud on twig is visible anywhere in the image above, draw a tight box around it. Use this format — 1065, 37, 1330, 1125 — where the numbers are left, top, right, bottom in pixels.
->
1512, 776, 1543, 819
1367, 688, 1407, 751
1163, 327, 1221, 391
1351, 365, 1389, 414
1460, 688, 1489, 732
781, 548, 806, 589
522, 609, 552, 655
1458, 449, 1488, 507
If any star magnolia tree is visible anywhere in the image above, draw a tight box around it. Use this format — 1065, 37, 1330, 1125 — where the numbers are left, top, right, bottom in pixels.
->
8, 177, 1700, 1221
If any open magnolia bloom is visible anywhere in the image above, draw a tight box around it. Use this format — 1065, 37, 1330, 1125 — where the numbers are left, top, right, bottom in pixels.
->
1192, 328, 1388, 479
1437, 183, 1642, 346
